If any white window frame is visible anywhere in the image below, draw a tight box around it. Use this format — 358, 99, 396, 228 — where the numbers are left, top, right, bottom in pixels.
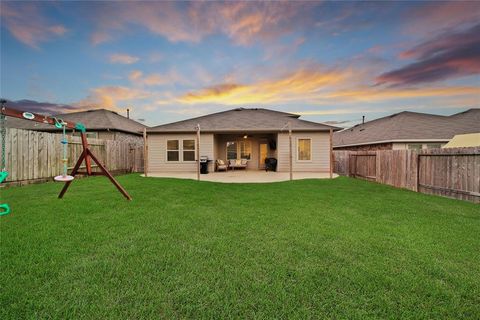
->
296, 137, 312, 162
166, 139, 180, 162
182, 139, 196, 162
166, 139, 196, 162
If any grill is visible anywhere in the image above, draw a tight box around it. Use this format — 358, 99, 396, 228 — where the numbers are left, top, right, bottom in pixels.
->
200, 156, 210, 174
265, 158, 277, 172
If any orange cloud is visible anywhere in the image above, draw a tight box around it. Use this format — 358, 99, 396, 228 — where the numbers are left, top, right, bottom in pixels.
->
179, 67, 348, 104
177, 63, 479, 108
129, 70, 143, 81
324, 86, 480, 102
77, 86, 149, 110
109, 54, 139, 64
0, 2, 67, 48
129, 70, 186, 86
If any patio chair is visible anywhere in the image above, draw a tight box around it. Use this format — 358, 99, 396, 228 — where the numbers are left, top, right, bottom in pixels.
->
216, 159, 228, 172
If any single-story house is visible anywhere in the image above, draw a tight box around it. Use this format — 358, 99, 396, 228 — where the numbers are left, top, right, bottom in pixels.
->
333, 108, 480, 151
6, 109, 147, 144
146, 108, 341, 173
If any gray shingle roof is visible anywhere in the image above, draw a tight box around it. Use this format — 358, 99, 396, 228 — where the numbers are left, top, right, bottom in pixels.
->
148, 108, 340, 133
333, 109, 480, 147
6, 109, 147, 135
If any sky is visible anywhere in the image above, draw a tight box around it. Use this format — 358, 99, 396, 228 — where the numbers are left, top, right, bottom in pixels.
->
1, 1, 479, 128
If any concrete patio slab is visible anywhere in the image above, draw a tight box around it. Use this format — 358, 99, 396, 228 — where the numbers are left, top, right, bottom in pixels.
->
142, 171, 338, 183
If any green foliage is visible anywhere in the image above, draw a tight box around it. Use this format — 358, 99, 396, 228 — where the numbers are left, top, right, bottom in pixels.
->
1, 175, 479, 319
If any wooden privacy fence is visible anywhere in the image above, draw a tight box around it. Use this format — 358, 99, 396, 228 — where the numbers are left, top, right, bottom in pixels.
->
1, 128, 144, 186
334, 147, 480, 203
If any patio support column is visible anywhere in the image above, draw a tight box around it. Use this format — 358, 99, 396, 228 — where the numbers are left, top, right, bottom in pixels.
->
196, 124, 200, 181
329, 128, 333, 179
143, 128, 148, 177
289, 122, 293, 181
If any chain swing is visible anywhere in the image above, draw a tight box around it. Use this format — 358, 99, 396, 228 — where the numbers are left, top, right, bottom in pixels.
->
0, 108, 11, 216
54, 121, 74, 182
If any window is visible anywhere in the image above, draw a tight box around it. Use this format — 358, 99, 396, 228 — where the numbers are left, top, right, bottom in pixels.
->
426, 144, 442, 149
167, 139, 196, 162
167, 140, 179, 161
297, 138, 311, 161
226, 141, 237, 160
408, 144, 422, 150
72, 131, 98, 139
239, 141, 252, 160
183, 140, 196, 161
226, 141, 252, 160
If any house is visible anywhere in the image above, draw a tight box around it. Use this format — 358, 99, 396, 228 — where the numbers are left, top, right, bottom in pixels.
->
146, 108, 341, 173
6, 109, 146, 144
333, 109, 480, 151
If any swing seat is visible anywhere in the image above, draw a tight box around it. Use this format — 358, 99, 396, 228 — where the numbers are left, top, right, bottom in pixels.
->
0, 203, 10, 216
54, 175, 74, 182
0, 171, 8, 184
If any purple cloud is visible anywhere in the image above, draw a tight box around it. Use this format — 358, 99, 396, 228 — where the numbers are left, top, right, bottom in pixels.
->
3, 99, 79, 115
377, 23, 480, 86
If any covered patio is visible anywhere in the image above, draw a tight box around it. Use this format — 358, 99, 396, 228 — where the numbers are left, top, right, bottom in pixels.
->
142, 171, 338, 183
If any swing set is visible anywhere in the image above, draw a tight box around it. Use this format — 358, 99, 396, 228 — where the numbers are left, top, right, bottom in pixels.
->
0, 100, 132, 215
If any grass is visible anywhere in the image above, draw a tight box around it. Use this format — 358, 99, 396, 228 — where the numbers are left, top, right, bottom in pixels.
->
0, 174, 479, 319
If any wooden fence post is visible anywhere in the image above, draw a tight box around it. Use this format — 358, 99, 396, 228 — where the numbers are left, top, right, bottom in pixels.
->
289, 122, 293, 181
143, 128, 148, 177
196, 124, 200, 181
329, 129, 333, 179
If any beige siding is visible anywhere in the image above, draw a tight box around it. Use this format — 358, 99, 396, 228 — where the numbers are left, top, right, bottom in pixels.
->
277, 132, 330, 172
147, 133, 214, 173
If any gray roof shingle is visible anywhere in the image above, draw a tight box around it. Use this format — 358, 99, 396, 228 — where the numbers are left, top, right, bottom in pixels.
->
148, 108, 340, 133
6, 109, 146, 135
333, 109, 480, 147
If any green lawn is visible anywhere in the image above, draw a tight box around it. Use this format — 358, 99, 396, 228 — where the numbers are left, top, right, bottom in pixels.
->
1, 175, 479, 319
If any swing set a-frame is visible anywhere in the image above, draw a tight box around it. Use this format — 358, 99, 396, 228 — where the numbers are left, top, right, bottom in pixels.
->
0, 100, 132, 215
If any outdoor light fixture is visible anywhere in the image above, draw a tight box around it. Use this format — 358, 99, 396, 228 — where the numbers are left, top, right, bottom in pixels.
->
243, 134, 248, 139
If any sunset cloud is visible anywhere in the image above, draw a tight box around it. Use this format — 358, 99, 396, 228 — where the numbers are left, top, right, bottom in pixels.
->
77, 86, 149, 110
129, 70, 143, 81
377, 23, 480, 86
129, 70, 186, 86
177, 62, 478, 108
109, 54, 140, 64
324, 86, 480, 102
89, 1, 315, 46
4, 99, 79, 114
179, 66, 349, 104
403, 1, 480, 37
0, 2, 67, 48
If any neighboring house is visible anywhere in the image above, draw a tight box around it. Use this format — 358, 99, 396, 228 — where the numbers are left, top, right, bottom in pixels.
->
333, 109, 480, 151
6, 109, 146, 144
146, 108, 341, 173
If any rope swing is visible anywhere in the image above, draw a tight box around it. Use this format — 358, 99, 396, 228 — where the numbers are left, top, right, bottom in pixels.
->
54, 121, 74, 182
